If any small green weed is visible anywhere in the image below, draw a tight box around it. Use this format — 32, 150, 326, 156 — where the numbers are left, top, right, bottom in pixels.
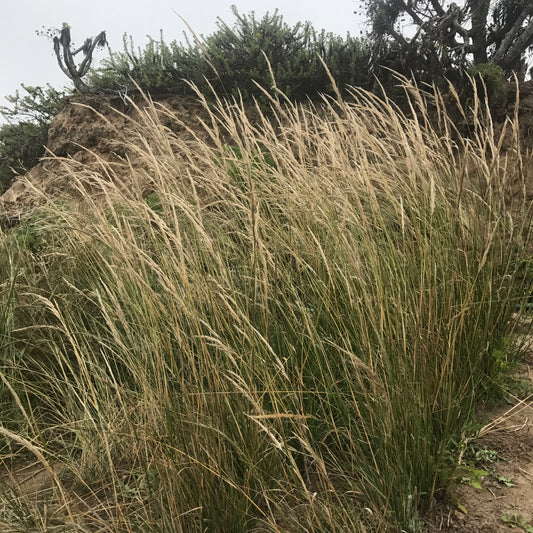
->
463, 442, 500, 466
145, 192, 163, 214
459, 466, 489, 490
502, 513, 533, 532
439, 463, 488, 494
494, 474, 516, 487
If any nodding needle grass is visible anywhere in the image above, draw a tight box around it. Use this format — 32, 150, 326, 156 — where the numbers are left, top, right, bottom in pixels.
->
0, 80, 530, 532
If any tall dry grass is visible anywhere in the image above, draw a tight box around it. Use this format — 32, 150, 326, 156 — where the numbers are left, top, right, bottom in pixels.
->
0, 81, 531, 532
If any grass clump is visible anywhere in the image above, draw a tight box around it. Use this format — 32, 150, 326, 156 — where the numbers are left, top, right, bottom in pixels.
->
0, 81, 530, 532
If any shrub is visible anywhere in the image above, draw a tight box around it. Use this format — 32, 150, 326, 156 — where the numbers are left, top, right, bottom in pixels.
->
0, 122, 48, 192
88, 7, 373, 100
0, 84, 66, 125
0, 85, 66, 192
466, 62, 508, 109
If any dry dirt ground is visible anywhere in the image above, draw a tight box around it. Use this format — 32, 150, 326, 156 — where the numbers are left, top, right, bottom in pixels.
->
424, 328, 533, 533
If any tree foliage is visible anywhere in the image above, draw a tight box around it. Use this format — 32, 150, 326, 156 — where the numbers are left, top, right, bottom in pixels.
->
359, 0, 533, 82
0, 85, 66, 125
467, 61, 508, 106
0, 122, 47, 193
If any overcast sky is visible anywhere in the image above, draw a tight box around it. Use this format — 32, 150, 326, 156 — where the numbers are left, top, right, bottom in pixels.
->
0, 0, 366, 113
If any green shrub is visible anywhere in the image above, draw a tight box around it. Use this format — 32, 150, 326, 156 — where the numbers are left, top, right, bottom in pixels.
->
88, 7, 372, 100
0, 84, 66, 125
0, 121, 47, 192
0, 85, 67, 192
466, 62, 508, 108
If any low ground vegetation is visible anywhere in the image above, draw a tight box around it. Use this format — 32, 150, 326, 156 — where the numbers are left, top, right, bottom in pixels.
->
0, 81, 531, 531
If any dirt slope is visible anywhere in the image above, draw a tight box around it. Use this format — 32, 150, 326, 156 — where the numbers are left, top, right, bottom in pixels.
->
0, 93, 214, 222
2, 81, 533, 223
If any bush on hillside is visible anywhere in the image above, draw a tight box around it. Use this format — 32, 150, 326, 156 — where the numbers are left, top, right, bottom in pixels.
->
0, 122, 48, 192
88, 6, 373, 100
0, 85, 66, 192
0, 84, 67, 125
466, 62, 508, 109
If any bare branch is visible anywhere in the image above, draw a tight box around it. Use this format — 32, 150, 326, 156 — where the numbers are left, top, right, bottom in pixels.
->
78, 31, 108, 77
429, 0, 445, 17
492, 2, 533, 64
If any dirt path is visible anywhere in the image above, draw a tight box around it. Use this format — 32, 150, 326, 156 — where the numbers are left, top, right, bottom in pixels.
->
425, 338, 533, 533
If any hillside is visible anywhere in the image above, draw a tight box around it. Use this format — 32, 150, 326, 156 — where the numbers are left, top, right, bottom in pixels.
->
0, 93, 214, 224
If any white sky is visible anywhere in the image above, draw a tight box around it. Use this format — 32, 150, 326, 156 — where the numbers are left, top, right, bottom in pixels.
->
0, 0, 366, 112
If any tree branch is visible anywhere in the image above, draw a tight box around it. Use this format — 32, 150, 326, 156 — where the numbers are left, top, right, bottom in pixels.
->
429, 0, 445, 17
53, 37, 75, 79
492, 2, 533, 64
451, 18, 470, 40
50, 26, 106, 94
78, 31, 107, 77
401, 1, 425, 27
498, 19, 533, 71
